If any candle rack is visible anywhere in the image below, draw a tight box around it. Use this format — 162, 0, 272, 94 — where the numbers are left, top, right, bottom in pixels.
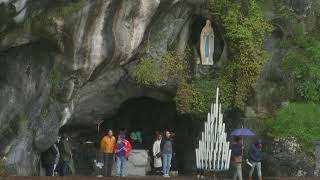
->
195, 87, 231, 174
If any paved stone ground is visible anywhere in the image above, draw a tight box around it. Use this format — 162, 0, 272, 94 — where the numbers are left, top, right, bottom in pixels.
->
0, 176, 318, 180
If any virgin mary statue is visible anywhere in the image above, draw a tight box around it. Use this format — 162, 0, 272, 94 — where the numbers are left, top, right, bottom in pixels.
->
200, 20, 214, 65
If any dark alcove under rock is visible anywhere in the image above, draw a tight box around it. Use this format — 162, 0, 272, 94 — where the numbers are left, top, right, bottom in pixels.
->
60, 97, 205, 175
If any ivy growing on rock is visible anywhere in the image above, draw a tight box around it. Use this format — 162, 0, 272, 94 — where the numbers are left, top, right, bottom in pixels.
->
134, 51, 189, 86
282, 33, 320, 102
137, 0, 271, 114
275, 2, 320, 103
209, 0, 272, 110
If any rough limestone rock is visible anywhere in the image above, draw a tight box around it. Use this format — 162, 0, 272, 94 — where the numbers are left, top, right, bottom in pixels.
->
263, 137, 315, 177
0, 0, 205, 175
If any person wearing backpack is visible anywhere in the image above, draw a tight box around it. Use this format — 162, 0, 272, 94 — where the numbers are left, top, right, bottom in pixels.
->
58, 135, 74, 176
160, 130, 174, 178
114, 133, 132, 177
41, 141, 60, 176
248, 139, 263, 180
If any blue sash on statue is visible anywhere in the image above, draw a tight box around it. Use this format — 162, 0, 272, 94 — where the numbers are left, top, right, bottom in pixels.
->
205, 35, 209, 58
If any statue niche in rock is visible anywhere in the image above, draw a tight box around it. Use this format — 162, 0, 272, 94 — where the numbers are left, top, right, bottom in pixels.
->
200, 20, 214, 66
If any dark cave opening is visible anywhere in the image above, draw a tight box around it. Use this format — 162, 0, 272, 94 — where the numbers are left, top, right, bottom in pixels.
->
101, 97, 177, 149
61, 97, 204, 176
99, 97, 201, 174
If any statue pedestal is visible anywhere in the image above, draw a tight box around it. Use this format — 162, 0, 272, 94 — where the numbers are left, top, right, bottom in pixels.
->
112, 149, 151, 176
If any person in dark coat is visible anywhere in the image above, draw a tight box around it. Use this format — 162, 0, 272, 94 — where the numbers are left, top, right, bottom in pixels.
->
170, 132, 178, 176
160, 130, 174, 178
41, 141, 60, 176
58, 135, 74, 176
248, 139, 263, 180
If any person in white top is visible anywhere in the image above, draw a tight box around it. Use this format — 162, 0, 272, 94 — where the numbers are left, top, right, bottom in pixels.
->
153, 134, 162, 174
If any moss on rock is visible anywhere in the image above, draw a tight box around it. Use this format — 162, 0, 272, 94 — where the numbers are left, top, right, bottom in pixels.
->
134, 51, 188, 86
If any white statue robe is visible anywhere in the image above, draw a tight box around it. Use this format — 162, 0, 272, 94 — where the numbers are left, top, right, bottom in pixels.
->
200, 23, 214, 65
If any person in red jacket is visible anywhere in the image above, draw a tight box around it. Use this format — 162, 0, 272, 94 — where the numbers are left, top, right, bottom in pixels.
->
114, 133, 132, 177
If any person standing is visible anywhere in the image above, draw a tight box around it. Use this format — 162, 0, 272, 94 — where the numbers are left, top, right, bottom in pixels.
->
114, 133, 132, 177
170, 132, 178, 176
231, 137, 243, 180
58, 135, 74, 176
160, 130, 173, 178
248, 140, 263, 180
129, 132, 138, 148
153, 134, 162, 175
41, 140, 60, 176
100, 129, 116, 177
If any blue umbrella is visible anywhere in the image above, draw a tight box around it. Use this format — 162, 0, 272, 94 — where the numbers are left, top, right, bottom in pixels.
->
230, 128, 255, 156
230, 128, 255, 136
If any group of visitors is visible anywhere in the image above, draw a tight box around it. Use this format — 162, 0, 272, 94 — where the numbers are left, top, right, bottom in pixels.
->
99, 129, 176, 178
41, 129, 262, 179
231, 137, 263, 180
41, 135, 74, 176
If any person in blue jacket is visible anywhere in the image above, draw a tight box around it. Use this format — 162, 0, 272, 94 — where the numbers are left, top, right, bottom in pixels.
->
248, 139, 263, 180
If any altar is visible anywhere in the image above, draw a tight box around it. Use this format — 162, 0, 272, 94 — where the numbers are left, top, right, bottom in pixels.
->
111, 149, 151, 176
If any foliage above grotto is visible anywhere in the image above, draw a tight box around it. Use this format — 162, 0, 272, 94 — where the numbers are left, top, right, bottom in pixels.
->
208, 0, 272, 111
134, 51, 189, 86
155, 0, 272, 114
174, 0, 272, 114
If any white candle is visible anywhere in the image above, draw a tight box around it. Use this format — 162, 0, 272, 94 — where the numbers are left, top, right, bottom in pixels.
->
213, 149, 216, 169
215, 88, 219, 109
196, 148, 199, 168
227, 149, 231, 169
208, 151, 212, 169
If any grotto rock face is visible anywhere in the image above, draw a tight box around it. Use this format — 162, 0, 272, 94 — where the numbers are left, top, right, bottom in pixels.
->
0, 0, 319, 176
0, 0, 205, 175
245, 0, 320, 177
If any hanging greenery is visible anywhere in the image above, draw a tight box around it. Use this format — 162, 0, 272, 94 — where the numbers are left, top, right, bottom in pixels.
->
282, 33, 320, 102
137, 0, 271, 114
208, 0, 272, 110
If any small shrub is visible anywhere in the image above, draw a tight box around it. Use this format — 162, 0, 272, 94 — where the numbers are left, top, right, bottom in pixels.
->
175, 79, 217, 113
134, 56, 162, 85
268, 103, 320, 152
